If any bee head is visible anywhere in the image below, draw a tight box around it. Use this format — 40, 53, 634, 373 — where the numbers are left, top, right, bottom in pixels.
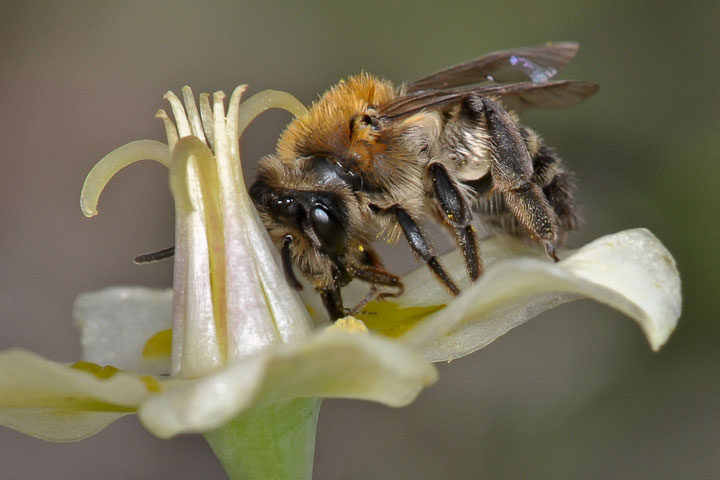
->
250, 176, 348, 258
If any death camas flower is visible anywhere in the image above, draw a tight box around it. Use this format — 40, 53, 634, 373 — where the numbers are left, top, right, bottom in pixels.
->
0, 85, 680, 479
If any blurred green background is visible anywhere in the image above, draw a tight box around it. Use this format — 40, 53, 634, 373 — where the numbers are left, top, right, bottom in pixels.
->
1, 1, 717, 478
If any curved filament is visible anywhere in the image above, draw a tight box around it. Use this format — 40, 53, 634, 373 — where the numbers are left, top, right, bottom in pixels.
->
80, 140, 170, 217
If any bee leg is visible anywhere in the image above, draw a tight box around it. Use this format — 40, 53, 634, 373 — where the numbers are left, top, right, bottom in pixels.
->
348, 246, 404, 313
320, 286, 346, 321
352, 285, 378, 314
473, 96, 559, 254
429, 163, 483, 280
392, 206, 460, 295
544, 241, 560, 262
353, 267, 404, 300
281, 235, 303, 290
350, 280, 405, 315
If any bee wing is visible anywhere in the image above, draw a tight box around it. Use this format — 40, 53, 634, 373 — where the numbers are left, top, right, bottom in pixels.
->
379, 81, 599, 118
406, 42, 581, 93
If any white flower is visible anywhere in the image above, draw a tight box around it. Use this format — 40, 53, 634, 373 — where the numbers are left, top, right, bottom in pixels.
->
0, 85, 680, 451
0, 86, 437, 442
345, 227, 680, 360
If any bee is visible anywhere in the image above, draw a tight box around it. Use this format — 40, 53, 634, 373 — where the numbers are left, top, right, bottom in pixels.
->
138, 43, 598, 322
248, 42, 598, 321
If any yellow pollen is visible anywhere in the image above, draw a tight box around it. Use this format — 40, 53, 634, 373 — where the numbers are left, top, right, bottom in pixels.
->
327, 316, 368, 333
142, 329, 173, 359
357, 302, 446, 338
140, 375, 162, 392
358, 244, 365, 252
71, 361, 120, 379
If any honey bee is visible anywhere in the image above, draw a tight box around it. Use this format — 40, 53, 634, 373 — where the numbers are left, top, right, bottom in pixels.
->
249, 42, 597, 320
137, 43, 598, 321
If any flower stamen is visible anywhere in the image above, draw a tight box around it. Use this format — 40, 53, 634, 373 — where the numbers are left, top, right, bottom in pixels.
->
80, 140, 170, 217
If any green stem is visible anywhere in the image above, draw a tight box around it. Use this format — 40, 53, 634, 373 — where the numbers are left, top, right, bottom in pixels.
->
204, 398, 322, 480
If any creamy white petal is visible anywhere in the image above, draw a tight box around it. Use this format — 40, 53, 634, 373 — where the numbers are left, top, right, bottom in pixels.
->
225, 87, 314, 347
0, 350, 158, 441
139, 331, 437, 438
0, 409, 131, 443
73, 287, 173, 374
400, 229, 681, 361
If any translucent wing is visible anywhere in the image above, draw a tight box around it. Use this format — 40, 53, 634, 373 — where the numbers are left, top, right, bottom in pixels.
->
380, 81, 599, 118
406, 42, 581, 93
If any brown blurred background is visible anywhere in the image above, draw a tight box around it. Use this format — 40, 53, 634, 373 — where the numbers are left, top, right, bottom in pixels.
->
1, 1, 718, 478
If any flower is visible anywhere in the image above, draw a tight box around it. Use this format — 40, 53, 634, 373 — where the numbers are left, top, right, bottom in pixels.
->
0, 86, 438, 448
0, 85, 680, 478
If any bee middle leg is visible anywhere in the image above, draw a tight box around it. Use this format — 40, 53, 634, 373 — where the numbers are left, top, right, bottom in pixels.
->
472, 96, 560, 260
392, 206, 460, 295
428, 162, 482, 280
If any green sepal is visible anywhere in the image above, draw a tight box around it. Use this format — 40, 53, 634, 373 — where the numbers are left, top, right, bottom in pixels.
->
204, 397, 322, 480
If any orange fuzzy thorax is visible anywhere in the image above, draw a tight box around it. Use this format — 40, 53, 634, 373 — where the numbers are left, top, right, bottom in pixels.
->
276, 73, 396, 165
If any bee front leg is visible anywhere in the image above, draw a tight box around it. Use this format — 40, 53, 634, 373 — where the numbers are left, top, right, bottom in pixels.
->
346, 245, 405, 313
392, 206, 460, 295
352, 285, 379, 315
429, 163, 483, 280
352, 266, 404, 302
281, 235, 303, 290
320, 286, 347, 321
473, 96, 559, 258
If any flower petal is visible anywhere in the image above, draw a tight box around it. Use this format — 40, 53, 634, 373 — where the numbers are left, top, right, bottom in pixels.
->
400, 229, 681, 361
0, 349, 158, 441
0, 409, 131, 443
139, 331, 437, 438
73, 287, 173, 374
225, 87, 315, 348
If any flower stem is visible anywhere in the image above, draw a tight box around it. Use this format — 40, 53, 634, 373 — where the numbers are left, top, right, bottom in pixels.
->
204, 397, 322, 480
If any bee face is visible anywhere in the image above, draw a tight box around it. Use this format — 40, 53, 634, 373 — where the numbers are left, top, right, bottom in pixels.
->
249, 178, 348, 258
249, 43, 597, 321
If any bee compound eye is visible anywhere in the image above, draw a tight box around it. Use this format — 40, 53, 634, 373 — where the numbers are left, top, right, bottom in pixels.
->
309, 204, 347, 256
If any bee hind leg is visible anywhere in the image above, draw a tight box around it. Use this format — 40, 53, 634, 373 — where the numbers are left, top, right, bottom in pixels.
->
472, 96, 559, 257
544, 241, 560, 262
392, 206, 460, 296
429, 163, 483, 280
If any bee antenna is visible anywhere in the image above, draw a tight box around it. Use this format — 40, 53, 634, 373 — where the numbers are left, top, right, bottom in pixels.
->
134, 246, 175, 264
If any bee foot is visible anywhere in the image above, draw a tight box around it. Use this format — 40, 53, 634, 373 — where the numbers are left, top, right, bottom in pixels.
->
351, 286, 379, 314
544, 241, 560, 262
